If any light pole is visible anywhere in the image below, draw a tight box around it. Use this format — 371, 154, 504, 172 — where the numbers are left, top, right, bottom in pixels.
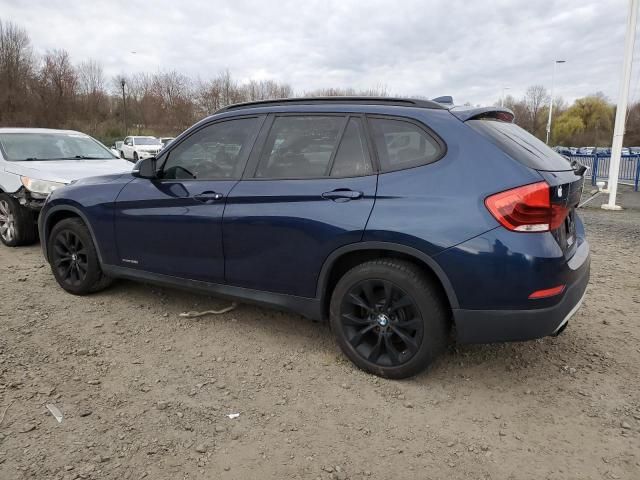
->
500, 87, 510, 107
120, 78, 127, 136
545, 60, 566, 145
603, 0, 638, 210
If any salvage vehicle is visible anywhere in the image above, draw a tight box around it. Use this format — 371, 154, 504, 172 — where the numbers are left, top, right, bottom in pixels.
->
39, 97, 590, 378
0, 128, 133, 247
120, 136, 162, 162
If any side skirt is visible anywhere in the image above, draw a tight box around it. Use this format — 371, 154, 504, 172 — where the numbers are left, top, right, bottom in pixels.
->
101, 264, 323, 321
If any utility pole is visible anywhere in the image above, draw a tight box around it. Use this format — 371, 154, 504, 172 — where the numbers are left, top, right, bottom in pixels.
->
545, 60, 566, 144
120, 78, 127, 136
603, 0, 638, 210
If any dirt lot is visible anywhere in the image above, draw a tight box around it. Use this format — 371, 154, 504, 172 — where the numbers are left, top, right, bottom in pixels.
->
1, 197, 639, 480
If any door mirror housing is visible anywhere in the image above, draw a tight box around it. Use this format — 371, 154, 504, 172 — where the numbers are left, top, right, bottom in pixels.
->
132, 157, 157, 179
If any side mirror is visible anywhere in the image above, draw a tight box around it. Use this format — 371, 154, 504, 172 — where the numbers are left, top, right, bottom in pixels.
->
110, 148, 120, 157
132, 157, 157, 179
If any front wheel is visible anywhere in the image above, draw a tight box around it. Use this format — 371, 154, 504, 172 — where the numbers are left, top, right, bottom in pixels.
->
133, 152, 138, 162
330, 259, 449, 379
0, 193, 37, 247
48, 218, 113, 294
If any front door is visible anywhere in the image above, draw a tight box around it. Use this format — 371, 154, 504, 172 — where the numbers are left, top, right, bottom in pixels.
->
223, 114, 377, 297
113, 116, 262, 283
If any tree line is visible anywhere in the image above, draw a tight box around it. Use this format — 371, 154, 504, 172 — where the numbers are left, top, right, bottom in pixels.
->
1, 18, 639, 147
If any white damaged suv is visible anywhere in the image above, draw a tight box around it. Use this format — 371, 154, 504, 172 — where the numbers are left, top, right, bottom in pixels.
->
0, 128, 133, 246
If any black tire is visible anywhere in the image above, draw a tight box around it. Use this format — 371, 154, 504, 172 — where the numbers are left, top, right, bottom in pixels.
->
48, 218, 113, 295
119, 150, 125, 159
0, 193, 37, 247
133, 152, 138, 162
329, 259, 449, 379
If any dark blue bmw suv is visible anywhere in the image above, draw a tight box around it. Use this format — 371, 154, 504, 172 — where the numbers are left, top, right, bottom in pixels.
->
39, 97, 590, 378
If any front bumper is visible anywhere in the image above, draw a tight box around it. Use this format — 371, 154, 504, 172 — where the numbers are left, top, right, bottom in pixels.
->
12, 187, 46, 210
452, 242, 590, 343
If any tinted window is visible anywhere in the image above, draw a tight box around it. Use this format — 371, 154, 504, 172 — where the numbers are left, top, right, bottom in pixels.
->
161, 118, 257, 180
468, 119, 572, 171
256, 116, 344, 178
330, 118, 372, 177
370, 118, 442, 172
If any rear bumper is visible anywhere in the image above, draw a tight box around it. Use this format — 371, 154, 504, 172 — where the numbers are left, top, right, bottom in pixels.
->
453, 241, 590, 344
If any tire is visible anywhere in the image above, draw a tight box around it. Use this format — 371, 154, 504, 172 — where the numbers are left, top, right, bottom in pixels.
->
133, 152, 138, 162
329, 259, 449, 379
119, 150, 124, 159
47, 217, 113, 295
0, 193, 37, 247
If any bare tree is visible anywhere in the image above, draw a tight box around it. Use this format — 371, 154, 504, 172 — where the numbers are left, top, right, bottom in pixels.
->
0, 19, 35, 126
35, 49, 78, 128
522, 85, 550, 137
77, 59, 107, 134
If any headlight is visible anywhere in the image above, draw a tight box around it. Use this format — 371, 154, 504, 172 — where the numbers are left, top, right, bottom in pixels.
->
20, 177, 66, 196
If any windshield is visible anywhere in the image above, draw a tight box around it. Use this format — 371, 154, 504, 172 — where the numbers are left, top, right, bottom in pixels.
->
135, 137, 160, 145
0, 132, 117, 161
468, 120, 573, 171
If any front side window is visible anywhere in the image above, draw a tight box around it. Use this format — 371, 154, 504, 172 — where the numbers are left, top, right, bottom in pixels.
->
161, 118, 257, 180
0, 133, 117, 161
369, 118, 442, 172
256, 116, 345, 178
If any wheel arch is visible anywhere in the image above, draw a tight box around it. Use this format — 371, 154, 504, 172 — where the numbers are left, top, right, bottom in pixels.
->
317, 242, 459, 321
40, 205, 104, 263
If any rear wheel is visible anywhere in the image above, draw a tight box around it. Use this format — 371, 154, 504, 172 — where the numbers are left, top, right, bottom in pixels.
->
330, 259, 449, 379
48, 218, 113, 294
0, 193, 37, 247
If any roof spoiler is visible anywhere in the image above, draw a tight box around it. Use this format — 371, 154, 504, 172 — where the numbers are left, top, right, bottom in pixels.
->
450, 106, 515, 122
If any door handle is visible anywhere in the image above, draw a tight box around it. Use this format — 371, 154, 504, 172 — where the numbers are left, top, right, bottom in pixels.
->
321, 189, 364, 201
193, 191, 224, 203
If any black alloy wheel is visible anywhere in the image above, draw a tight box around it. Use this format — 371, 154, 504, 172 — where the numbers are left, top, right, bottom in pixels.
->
340, 279, 423, 367
330, 259, 449, 379
51, 229, 89, 287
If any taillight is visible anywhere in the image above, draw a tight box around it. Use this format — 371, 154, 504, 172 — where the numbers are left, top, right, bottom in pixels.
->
485, 182, 569, 232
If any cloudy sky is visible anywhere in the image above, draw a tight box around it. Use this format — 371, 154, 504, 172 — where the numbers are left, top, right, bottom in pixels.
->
0, 0, 633, 105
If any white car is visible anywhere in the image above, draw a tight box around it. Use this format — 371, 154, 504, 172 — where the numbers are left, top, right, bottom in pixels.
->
120, 136, 162, 162
0, 128, 133, 247
159, 137, 175, 148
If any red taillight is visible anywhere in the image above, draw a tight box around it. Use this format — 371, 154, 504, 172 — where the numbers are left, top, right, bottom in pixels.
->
485, 182, 569, 232
529, 285, 565, 299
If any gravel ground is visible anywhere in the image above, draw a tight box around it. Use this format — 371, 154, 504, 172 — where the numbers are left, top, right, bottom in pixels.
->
0, 192, 639, 480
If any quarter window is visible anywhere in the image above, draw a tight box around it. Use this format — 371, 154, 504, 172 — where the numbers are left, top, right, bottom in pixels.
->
330, 118, 372, 177
369, 118, 442, 172
256, 116, 345, 179
161, 118, 258, 180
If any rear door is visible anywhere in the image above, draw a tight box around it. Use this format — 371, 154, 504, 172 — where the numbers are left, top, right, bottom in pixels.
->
223, 114, 377, 297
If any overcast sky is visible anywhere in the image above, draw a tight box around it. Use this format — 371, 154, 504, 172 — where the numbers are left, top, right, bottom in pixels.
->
0, 0, 634, 105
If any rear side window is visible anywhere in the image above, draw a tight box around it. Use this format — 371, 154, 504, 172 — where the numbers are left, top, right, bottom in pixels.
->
256, 116, 345, 178
369, 118, 442, 172
468, 120, 572, 171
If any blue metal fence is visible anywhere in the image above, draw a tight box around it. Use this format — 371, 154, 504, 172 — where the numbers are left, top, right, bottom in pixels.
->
568, 154, 640, 191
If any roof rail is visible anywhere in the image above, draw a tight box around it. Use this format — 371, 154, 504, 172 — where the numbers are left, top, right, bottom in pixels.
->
217, 96, 448, 112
